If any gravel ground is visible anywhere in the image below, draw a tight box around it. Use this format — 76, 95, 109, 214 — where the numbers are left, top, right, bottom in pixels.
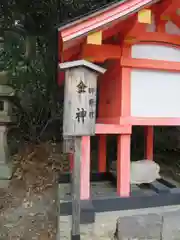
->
0, 142, 69, 240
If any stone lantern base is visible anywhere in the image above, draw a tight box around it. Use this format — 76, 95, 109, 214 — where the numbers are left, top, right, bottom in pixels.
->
0, 163, 12, 179
0, 167, 12, 188
0, 125, 12, 188
0, 83, 15, 187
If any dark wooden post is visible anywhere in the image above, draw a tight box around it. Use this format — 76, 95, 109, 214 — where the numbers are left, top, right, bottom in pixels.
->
59, 60, 106, 240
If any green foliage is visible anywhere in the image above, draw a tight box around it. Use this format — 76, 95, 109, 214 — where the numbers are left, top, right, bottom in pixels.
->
10, 36, 61, 142
0, 21, 62, 143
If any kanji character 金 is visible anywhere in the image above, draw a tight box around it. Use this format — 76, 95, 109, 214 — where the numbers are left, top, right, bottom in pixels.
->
76, 80, 87, 94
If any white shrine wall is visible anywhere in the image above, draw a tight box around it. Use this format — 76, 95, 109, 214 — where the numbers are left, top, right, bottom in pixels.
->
130, 44, 180, 118
131, 69, 180, 118
131, 44, 180, 62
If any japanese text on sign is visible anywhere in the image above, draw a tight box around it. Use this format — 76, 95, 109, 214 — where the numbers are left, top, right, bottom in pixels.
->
76, 80, 87, 94
75, 80, 96, 124
63, 65, 103, 136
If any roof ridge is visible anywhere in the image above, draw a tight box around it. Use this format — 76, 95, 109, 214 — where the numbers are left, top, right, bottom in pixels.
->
56, 0, 128, 29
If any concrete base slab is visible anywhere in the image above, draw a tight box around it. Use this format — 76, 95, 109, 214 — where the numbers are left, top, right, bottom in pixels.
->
162, 211, 180, 240
116, 214, 162, 240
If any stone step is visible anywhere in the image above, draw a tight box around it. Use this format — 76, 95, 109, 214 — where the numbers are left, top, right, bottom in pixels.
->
58, 206, 180, 240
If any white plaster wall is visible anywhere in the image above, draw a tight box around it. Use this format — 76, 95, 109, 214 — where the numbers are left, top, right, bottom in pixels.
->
132, 44, 180, 62
165, 21, 180, 35
131, 69, 180, 118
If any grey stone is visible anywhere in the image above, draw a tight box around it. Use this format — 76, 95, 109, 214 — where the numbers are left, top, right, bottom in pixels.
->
0, 85, 15, 96
117, 214, 162, 240
0, 98, 15, 122
0, 83, 16, 123
0, 126, 9, 162
0, 114, 14, 122
0, 164, 12, 179
0, 71, 8, 85
2, 99, 13, 115
81, 223, 94, 240
0, 85, 15, 182
130, 160, 161, 184
58, 207, 180, 240
111, 160, 161, 184
94, 213, 118, 239
0, 126, 12, 180
162, 211, 180, 240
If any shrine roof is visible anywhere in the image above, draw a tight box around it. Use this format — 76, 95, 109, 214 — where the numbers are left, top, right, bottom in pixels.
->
58, 0, 125, 29
58, 0, 159, 43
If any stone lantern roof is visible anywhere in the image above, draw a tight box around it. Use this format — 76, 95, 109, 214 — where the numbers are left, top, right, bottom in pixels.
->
0, 85, 15, 97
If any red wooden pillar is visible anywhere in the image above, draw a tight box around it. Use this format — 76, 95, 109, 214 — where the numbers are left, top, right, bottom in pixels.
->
69, 153, 74, 172
117, 134, 131, 197
117, 65, 131, 197
144, 126, 154, 160
80, 136, 91, 200
98, 135, 106, 172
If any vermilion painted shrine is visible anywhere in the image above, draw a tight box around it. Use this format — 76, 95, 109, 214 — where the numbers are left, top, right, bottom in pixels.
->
58, 0, 180, 224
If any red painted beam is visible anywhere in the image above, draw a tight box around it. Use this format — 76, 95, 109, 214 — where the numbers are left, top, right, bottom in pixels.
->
80, 44, 122, 63
95, 124, 132, 134
120, 117, 180, 126
121, 58, 180, 72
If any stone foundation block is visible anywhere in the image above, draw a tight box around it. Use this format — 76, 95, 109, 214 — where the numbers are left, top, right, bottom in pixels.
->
58, 207, 180, 240
162, 210, 180, 240
116, 214, 162, 240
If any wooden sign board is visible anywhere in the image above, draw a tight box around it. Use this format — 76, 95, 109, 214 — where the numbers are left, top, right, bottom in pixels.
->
59, 60, 106, 239
63, 136, 75, 153
60, 60, 106, 137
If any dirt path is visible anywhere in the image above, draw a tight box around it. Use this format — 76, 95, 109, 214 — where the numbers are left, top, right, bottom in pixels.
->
0, 142, 68, 240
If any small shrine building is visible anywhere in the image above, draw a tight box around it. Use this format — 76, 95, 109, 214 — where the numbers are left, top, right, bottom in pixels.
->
58, 0, 180, 200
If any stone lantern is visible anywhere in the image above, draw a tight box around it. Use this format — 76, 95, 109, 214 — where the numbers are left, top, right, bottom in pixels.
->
0, 83, 16, 186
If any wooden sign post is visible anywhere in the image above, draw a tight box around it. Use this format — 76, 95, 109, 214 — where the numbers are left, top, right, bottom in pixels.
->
59, 60, 106, 240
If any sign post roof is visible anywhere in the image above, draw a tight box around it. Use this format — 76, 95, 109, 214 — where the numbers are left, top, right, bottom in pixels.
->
59, 60, 106, 74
